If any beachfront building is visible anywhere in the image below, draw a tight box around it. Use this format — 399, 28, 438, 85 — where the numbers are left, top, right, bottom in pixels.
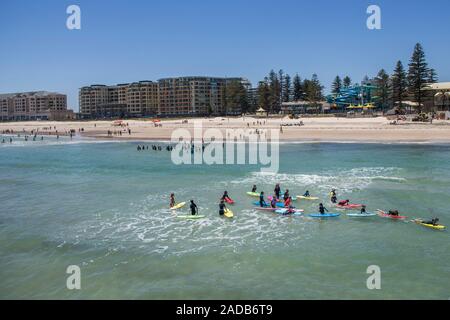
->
281, 101, 331, 114
158, 76, 250, 116
79, 81, 159, 118
0, 91, 74, 121
426, 82, 450, 116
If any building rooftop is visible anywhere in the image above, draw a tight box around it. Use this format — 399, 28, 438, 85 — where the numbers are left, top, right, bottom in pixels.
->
0, 91, 65, 98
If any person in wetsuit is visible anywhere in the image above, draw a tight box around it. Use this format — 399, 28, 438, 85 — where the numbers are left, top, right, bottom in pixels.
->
222, 191, 232, 203
422, 218, 439, 226
170, 193, 175, 208
219, 200, 227, 216
319, 203, 329, 215
259, 191, 267, 207
360, 205, 367, 214
303, 190, 310, 197
330, 189, 337, 204
338, 199, 350, 206
251, 185, 257, 193
274, 184, 281, 199
190, 200, 198, 216
284, 196, 292, 208
388, 209, 399, 216
283, 189, 290, 201
270, 195, 277, 208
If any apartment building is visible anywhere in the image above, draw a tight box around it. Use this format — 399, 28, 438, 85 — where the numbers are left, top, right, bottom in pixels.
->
158, 76, 250, 116
0, 91, 73, 121
79, 81, 159, 118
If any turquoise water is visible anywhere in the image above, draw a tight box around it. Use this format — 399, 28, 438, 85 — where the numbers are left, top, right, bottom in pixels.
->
1, 136, 449, 299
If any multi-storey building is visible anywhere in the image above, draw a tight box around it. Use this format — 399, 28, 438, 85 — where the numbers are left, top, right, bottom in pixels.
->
79, 77, 250, 118
0, 91, 73, 121
158, 76, 250, 116
79, 81, 159, 118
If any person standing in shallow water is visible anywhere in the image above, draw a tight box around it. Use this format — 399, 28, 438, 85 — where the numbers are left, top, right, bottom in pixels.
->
190, 200, 198, 216
319, 203, 328, 215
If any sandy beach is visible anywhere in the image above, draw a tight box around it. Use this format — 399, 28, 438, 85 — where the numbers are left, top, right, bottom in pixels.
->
1, 116, 450, 143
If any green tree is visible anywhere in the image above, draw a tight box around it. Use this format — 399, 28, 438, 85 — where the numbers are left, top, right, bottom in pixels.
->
292, 74, 303, 101
391, 60, 407, 110
257, 79, 270, 112
224, 80, 249, 115
332, 76, 342, 94
268, 70, 281, 113
407, 43, 430, 112
304, 74, 324, 114
283, 74, 292, 102
375, 69, 390, 111
343, 76, 352, 88
427, 68, 438, 83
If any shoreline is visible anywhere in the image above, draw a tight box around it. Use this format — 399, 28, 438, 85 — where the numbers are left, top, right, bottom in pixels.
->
1, 116, 450, 144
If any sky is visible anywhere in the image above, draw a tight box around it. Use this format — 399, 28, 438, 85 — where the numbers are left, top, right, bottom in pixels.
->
0, 0, 449, 111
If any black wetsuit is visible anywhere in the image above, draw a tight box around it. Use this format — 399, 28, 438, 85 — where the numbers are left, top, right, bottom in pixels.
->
259, 194, 266, 207
319, 205, 328, 214
331, 195, 337, 204
190, 203, 197, 215
274, 186, 281, 199
219, 203, 226, 215
251, 186, 257, 192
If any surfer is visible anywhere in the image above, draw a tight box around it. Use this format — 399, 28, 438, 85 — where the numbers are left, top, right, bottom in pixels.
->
330, 189, 337, 204
388, 209, 399, 216
283, 189, 290, 201
190, 200, 198, 216
274, 184, 281, 199
219, 200, 227, 216
338, 199, 350, 206
284, 196, 292, 208
222, 191, 232, 203
319, 203, 329, 215
360, 205, 367, 214
303, 190, 310, 197
170, 193, 175, 208
419, 217, 439, 226
251, 185, 257, 193
259, 192, 267, 207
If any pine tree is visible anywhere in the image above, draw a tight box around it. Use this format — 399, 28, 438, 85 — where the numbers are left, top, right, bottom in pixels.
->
391, 61, 407, 110
375, 69, 390, 111
332, 76, 342, 94
268, 70, 281, 113
407, 43, 429, 112
257, 79, 270, 112
305, 74, 324, 114
292, 74, 303, 101
278, 69, 284, 104
343, 76, 352, 88
283, 74, 291, 102
427, 68, 438, 83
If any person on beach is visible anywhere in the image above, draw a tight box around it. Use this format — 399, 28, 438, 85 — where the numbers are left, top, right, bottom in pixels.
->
274, 184, 281, 200
259, 192, 267, 207
219, 200, 227, 216
251, 185, 257, 193
360, 205, 367, 214
170, 193, 175, 208
190, 200, 198, 216
319, 203, 329, 215
303, 190, 310, 197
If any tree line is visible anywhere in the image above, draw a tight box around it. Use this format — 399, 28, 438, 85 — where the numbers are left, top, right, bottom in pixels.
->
221, 42, 438, 115
331, 43, 437, 113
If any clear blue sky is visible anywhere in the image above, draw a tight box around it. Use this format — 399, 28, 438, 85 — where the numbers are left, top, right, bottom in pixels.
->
1, 0, 449, 111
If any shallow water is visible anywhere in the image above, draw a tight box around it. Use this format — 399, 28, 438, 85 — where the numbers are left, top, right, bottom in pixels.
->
0, 136, 449, 299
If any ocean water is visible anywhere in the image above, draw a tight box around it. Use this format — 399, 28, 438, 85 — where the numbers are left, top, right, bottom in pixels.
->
0, 136, 449, 299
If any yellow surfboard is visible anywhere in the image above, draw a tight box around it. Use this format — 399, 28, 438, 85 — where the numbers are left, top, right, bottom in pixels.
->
224, 208, 234, 218
170, 202, 186, 210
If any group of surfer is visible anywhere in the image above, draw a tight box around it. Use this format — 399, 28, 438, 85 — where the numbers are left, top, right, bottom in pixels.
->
168, 184, 441, 226
137, 145, 174, 151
